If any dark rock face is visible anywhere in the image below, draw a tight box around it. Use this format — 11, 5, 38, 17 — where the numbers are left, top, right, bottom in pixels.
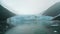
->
42, 2, 60, 17
0, 5, 15, 21
0, 5, 15, 34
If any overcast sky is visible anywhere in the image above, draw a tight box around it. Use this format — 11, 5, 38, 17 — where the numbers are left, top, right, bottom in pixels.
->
1, 0, 60, 15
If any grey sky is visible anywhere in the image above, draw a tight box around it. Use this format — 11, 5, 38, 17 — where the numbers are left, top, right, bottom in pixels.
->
1, 0, 60, 15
